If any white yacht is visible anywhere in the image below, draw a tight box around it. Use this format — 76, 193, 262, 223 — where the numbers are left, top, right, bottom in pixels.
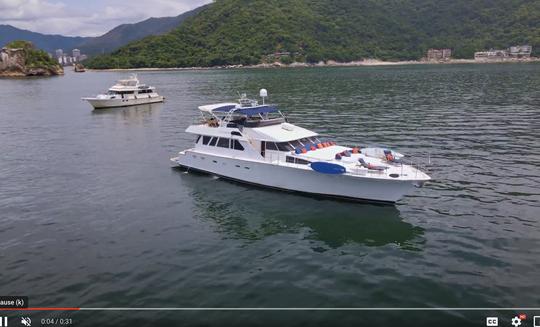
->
82, 74, 164, 109
171, 90, 431, 203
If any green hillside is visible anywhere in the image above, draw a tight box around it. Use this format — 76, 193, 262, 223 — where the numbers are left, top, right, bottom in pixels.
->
76, 5, 207, 55
6, 40, 60, 69
86, 0, 540, 69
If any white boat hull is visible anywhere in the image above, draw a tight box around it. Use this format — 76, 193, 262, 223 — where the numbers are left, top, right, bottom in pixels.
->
171, 151, 421, 203
83, 95, 164, 109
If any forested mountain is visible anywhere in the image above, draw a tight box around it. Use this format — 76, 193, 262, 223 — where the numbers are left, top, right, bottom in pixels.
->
0, 25, 86, 54
76, 5, 207, 55
0, 5, 206, 55
85, 0, 540, 68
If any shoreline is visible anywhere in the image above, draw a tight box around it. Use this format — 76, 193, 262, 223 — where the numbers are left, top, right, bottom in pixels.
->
87, 58, 540, 72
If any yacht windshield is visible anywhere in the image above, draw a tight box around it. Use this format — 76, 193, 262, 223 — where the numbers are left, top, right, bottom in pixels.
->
276, 142, 294, 151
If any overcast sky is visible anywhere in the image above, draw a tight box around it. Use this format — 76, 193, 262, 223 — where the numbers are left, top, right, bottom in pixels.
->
0, 0, 212, 37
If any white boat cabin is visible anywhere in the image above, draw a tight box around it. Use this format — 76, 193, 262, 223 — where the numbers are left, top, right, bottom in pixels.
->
186, 95, 337, 166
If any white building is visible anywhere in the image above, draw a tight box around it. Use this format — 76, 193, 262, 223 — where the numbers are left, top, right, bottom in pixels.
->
474, 50, 508, 60
72, 49, 81, 59
508, 45, 532, 58
475, 45, 533, 60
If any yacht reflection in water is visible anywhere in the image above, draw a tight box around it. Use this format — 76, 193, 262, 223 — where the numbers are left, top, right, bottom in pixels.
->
174, 169, 425, 250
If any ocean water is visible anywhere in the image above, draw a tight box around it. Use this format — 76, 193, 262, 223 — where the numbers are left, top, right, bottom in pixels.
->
0, 64, 539, 326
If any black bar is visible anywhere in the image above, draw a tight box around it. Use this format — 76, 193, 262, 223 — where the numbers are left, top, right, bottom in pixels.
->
0, 296, 28, 308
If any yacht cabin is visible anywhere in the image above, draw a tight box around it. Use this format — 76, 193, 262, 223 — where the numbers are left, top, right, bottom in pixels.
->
186, 96, 332, 166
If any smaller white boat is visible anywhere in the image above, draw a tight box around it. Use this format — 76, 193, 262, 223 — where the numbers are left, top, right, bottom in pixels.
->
82, 74, 164, 109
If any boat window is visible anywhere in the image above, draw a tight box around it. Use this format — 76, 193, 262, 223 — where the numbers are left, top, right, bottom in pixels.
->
308, 137, 321, 143
299, 138, 310, 145
202, 136, 211, 145
217, 137, 230, 148
195, 135, 201, 144
289, 140, 303, 148
208, 137, 217, 146
231, 131, 242, 137
232, 140, 244, 151
265, 142, 278, 151
277, 142, 294, 151
286, 156, 311, 165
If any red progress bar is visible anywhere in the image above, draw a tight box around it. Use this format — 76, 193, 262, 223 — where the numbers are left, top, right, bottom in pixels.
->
0, 308, 80, 311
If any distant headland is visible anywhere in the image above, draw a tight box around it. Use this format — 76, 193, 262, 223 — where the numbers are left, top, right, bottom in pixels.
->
0, 41, 63, 77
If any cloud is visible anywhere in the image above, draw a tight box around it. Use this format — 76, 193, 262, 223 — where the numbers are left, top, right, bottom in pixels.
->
0, 0, 65, 21
0, 0, 211, 36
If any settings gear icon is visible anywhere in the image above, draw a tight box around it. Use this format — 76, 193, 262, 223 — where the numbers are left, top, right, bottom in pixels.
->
511, 316, 522, 327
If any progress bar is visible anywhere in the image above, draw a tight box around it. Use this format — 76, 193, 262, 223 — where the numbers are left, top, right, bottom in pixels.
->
0, 308, 80, 311
1, 308, 540, 311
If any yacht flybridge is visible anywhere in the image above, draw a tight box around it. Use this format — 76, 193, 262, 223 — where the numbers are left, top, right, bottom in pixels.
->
82, 74, 164, 109
171, 90, 431, 203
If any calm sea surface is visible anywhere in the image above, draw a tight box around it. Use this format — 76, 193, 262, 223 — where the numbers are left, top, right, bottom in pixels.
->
1, 64, 539, 326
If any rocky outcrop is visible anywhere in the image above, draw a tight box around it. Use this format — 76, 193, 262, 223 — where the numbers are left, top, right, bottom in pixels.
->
74, 63, 86, 72
0, 46, 63, 77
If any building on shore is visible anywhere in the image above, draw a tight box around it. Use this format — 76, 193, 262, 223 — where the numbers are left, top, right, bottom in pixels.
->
72, 49, 81, 60
475, 45, 533, 61
474, 50, 508, 60
508, 45, 532, 58
54, 48, 88, 66
426, 48, 452, 61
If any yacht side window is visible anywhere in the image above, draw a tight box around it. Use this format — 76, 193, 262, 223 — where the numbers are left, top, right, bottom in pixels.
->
286, 156, 310, 165
277, 142, 294, 151
208, 137, 217, 146
195, 135, 201, 144
217, 137, 230, 148
232, 140, 244, 151
265, 142, 278, 151
202, 136, 211, 145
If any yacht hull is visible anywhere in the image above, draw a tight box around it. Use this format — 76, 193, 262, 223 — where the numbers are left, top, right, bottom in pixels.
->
171, 151, 419, 203
83, 96, 164, 109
